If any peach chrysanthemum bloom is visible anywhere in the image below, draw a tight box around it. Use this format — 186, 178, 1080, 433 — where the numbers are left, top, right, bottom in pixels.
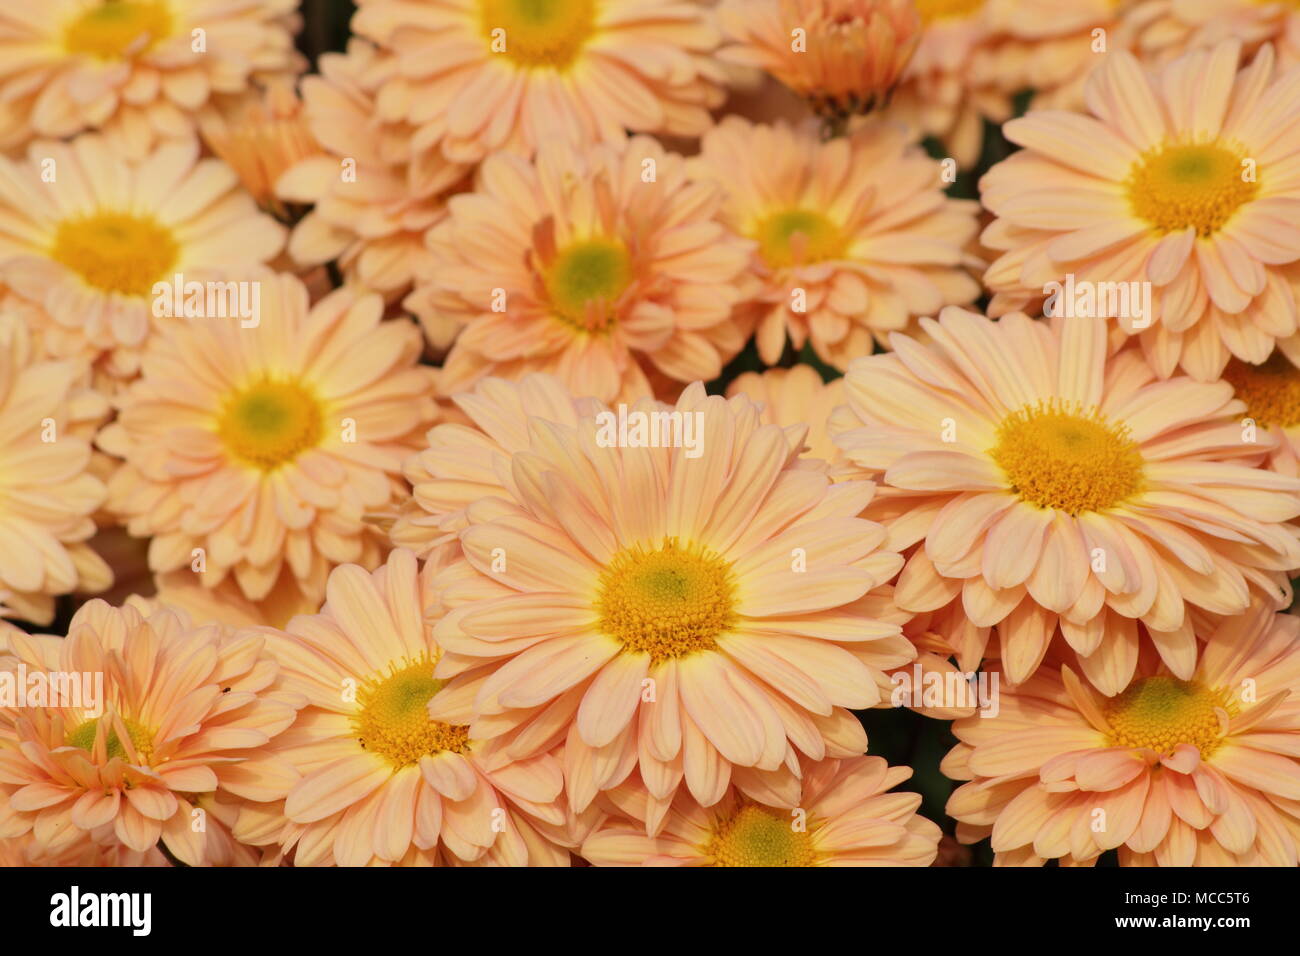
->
981, 41, 1300, 381
831, 308, 1300, 695
0, 316, 111, 625
421, 135, 754, 403
691, 116, 980, 368
945, 605, 1300, 866
276, 40, 471, 310
0, 601, 304, 864
96, 272, 439, 604
429, 382, 913, 815
1124, 0, 1300, 71
726, 365, 848, 467
198, 79, 321, 219
240, 550, 574, 866
0, 0, 302, 159
1220, 344, 1300, 476
0, 135, 285, 381
884, 0, 1010, 168
393, 374, 599, 559
350, 0, 726, 164
716, 0, 921, 122
583, 754, 939, 865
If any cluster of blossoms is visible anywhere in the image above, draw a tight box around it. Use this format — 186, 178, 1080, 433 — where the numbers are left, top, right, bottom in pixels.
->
1, 0, 1299, 870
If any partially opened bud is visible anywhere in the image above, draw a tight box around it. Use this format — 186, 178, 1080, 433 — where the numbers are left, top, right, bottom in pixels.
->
718, 0, 921, 122
199, 81, 320, 218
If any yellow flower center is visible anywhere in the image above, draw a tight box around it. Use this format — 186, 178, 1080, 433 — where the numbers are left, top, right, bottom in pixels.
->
596, 538, 736, 663
1126, 142, 1258, 238
479, 0, 596, 70
913, 0, 984, 24
990, 400, 1145, 515
544, 237, 633, 332
754, 208, 849, 269
217, 379, 325, 472
352, 658, 472, 770
49, 212, 179, 298
64, 1, 173, 59
66, 715, 156, 764
1104, 676, 1232, 760
1221, 353, 1300, 428
706, 804, 818, 867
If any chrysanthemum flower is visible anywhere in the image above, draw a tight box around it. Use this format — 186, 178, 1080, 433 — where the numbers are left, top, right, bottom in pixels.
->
351, 0, 726, 163
198, 79, 320, 219
0, 601, 303, 864
716, 0, 921, 122
691, 116, 980, 368
240, 550, 574, 866
0, 135, 285, 380
1221, 344, 1300, 475
982, 41, 1300, 381
96, 272, 439, 604
885, 0, 1010, 168
393, 374, 599, 560
276, 41, 471, 308
429, 382, 913, 815
944, 604, 1300, 865
726, 365, 847, 467
0, 0, 302, 158
582, 754, 940, 865
1124, 0, 1300, 71
421, 135, 755, 403
0, 316, 111, 625
831, 308, 1300, 694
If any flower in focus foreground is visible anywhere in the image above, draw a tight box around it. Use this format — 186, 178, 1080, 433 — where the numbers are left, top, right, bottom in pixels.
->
429, 382, 913, 819
832, 308, 1300, 694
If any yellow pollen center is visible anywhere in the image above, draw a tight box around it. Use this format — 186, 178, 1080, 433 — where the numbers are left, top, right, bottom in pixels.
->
1221, 353, 1300, 428
913, 0, 984, 24
1126, 142, 1258, 237
544, 238, 632, 332
50, 212, 179, 298
596, 538, 736, 663
1104, 676, 1232, 759
706, 804, 818, 867
64, 1, 173, 59
217, 379, 325, 472
352, 658, 471, 770
754, 208, 849, 269
990, 400, 1145, 515
66, 715, 155, 764
479, 0, 596, 70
